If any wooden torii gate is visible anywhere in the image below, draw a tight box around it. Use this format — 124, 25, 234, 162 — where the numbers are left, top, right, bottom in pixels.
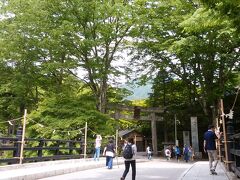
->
109, 104, 165, 155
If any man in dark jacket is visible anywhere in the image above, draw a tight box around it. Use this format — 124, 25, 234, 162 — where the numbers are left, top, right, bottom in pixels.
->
204, 125, 221, 175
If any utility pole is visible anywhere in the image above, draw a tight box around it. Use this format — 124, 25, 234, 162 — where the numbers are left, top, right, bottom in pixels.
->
115, 129, 118, 155
84, 122, 87, 159
174, 114, 178, 146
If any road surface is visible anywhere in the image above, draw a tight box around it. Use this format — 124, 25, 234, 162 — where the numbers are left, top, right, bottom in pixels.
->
40, 159, 192, 180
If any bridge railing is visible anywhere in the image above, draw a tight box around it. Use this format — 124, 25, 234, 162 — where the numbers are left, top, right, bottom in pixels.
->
0, 136, 96, 164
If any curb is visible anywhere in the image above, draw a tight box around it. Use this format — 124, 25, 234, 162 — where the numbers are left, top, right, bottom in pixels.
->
0, 158, 122, 180
0, 157, 147, 180
177, 162, 196, 180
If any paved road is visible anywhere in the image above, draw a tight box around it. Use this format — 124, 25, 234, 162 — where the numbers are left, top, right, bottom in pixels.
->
40, 159, 193, 180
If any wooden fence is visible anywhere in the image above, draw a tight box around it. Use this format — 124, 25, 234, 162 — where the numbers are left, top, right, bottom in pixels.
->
230, 133, 240, 177
0, 136, 96, 164
219, 115, 240, 178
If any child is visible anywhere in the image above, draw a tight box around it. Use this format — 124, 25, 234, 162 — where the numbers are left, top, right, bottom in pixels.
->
189, 146, 194, 161
165, 148, 171, 160
146, 145, 152, 160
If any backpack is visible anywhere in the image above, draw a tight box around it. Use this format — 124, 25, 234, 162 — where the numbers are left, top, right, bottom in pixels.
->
123, 144, 133, 159
175, 147, 180, 155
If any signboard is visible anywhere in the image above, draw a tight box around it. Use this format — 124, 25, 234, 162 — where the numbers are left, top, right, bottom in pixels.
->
135, 136, 143, 141
191, 117, 199, 152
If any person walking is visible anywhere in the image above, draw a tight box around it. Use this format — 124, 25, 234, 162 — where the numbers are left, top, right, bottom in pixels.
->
120, 138, 137, 180
175, 146, 181, 162
204, 124, 222, 175
165, 147, 171, 161
183, 144, 190, 162
189, 146, 194, 161
103, 139, 115, 169
93, 134, 102, 161
146, 145, 152, 160
170, 145, 175, 159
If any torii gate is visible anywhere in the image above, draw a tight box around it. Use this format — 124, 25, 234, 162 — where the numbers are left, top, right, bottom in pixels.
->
109, 104, 165, 155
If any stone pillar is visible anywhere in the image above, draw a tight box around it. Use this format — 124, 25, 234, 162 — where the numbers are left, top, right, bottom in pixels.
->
151, 113, 158, 155
191, 117, 201, 158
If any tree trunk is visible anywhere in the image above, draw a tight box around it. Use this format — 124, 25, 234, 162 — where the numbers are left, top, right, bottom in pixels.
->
164, 122, 168, 142
99, 79, 107, 113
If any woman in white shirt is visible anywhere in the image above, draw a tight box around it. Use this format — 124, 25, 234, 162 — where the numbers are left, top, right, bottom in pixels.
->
93, 135, 102, 161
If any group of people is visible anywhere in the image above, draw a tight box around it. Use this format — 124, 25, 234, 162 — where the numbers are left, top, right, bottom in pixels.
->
163, 124, 222, 176
93, 123, 222, 179
93, 134, 116, 169
164, 144, 194, 162
93, 135, 137, 180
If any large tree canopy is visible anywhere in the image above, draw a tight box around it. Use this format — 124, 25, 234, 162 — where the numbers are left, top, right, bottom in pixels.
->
0, 0, 140, 114
0, 0, 239, 143
129, 0, 239, 119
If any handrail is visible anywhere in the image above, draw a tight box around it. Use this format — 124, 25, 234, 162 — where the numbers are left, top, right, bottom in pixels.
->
0, 136, 96, 165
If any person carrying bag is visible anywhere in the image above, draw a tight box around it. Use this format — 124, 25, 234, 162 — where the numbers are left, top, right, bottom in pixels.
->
103, 139, 115, 169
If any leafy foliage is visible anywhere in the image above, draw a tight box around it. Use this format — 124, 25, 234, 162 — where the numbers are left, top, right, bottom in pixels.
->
0, 0, 239, 147
129, 0, 239, 117
27, 91, 116, 140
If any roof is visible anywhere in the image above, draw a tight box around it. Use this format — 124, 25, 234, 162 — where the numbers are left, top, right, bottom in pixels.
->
118, 129, 135, 137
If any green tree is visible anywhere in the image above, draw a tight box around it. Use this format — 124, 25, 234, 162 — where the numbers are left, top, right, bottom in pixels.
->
200, 0, 240, 31
1, 0, 140, 113
27, 90, 116, 140
130, 0, 239, 120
